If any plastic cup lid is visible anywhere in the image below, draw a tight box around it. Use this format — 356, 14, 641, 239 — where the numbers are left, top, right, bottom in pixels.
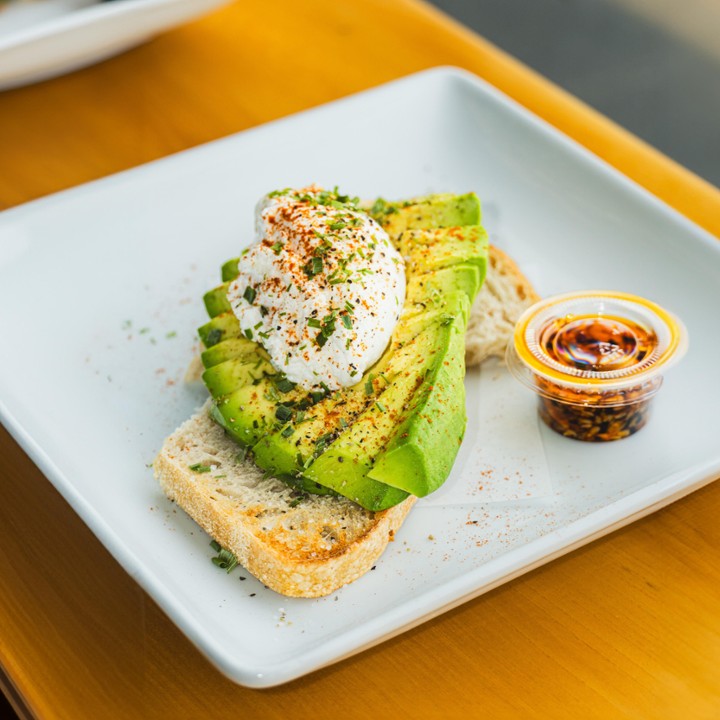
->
509, 290, 688, 395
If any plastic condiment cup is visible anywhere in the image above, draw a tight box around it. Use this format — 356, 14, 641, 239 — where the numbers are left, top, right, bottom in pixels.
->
506, 291, 688, 442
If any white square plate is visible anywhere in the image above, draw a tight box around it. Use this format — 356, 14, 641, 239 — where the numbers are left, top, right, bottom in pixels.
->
1, 67, 719, 687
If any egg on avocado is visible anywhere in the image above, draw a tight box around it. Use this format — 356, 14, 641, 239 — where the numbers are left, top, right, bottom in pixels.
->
197, 188, 488, 510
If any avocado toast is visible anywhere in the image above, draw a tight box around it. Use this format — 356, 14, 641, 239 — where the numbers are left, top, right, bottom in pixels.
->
155, 190, 491, 596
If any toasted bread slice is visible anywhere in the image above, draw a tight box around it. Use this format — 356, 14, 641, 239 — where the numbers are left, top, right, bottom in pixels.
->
165, 244, 536, 597
465, 245, 540, 367
154, 404, 416, 597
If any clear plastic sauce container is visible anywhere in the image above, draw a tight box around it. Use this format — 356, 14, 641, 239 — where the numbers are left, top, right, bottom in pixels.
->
506, 291, 688, 442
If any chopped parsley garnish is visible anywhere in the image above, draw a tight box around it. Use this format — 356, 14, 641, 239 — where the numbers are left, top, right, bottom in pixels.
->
307, 318, 322, 329
281, 424, 295, 438
268, 188, 292, 198
243, 286, 256, 304
292, 186, 361, 211
310, 389, 327, 404
275, 376, 297, 393
244, 328, 253, 340
271, 242, 283, 255
189, 463, 212, 473
210, 541, 238, 573
314, 313, 337, 347
370, 198, 388, 216
205, 328, 222, 346
341, 314, 353, 330
275, 404, 293, 423
309, 432, 334, 463
314, 238, 333, 257
365, 374, 375, 395
303, 256, 324, 278
328, 220, 347, 231
375, 401, 387, 413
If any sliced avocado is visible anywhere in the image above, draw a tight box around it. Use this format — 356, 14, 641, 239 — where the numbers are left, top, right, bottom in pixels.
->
210, 380, 338, 497
201, 337, 264, 369
401, 226, 488, 277
367, 299, 469, 495
212, 381, 286, 447
251, 319, 423, 482
202, 356, 273, 398
368, 193, 481, 235
404, 264, 482, 323
303, 303, 466, 498
200, 192, 487, 510
221, 257, 240, 282
198, 312, 241, 347
203, 282, 232, 318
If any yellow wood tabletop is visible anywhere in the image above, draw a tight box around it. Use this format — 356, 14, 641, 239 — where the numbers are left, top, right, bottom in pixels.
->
1, 1, 719, 718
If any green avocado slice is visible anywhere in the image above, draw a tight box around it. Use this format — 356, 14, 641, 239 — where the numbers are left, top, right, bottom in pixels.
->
211, 384, 275, 447
402, 226, 488, 277
221, 257, 241, 282
367, 301, 469, 495
250, 309, 431, 483
198, 312, 242, 347
203, 282, 232, 318
201, 356, 274, 397
200, 337, 264, 369
303, 295, 469, 498
404, 264, 482, 325
368, 193, 481, 234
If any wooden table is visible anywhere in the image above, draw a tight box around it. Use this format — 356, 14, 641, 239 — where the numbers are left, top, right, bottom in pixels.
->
1, 1, 719, 717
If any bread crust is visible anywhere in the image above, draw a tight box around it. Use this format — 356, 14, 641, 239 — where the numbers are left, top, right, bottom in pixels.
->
155, 406, 416, 597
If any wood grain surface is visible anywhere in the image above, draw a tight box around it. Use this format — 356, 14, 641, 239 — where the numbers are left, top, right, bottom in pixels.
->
1, 1, 719, 718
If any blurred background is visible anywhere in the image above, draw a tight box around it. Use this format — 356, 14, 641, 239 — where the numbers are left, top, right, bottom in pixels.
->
429, 0, 720, 187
